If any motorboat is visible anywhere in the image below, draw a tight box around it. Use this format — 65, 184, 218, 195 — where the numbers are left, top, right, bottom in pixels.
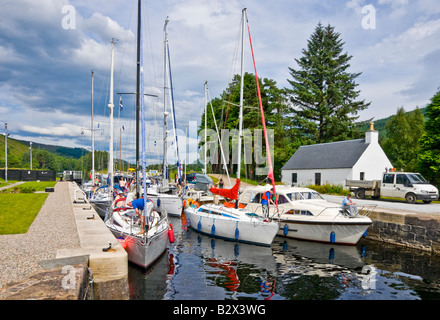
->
240, 185, 374, 245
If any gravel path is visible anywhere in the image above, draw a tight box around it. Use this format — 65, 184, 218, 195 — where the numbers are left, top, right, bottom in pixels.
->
0, 182, 80, 292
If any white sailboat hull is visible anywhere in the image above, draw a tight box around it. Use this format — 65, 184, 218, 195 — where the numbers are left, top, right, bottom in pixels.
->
105, 204, 170, 269
184, 204, 279, 247
90, 199, 112, 219
109, 223, 169, 269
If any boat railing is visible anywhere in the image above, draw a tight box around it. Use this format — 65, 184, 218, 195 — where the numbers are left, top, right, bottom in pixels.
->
313, 206, 345, 220
250, 204, 287, 220
329, 203, 377, 222
358, 204, 376, 217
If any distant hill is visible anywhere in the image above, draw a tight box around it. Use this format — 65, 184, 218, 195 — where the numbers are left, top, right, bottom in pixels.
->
361, 106, 427, 141
0, 136, 29, 162
16, 139, 89, 159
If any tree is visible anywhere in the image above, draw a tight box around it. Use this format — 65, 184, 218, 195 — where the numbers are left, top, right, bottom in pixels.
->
286, 23, 370, 143
382, 107, 424, 171
418, 90, 440, 187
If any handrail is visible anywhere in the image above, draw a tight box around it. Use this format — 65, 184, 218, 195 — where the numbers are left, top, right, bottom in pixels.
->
358, 204, 377, 217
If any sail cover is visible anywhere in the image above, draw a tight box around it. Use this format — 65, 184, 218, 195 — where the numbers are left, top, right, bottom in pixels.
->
209, 178, 240, 200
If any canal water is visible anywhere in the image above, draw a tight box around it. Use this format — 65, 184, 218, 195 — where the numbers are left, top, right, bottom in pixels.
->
128, 214, 440, 300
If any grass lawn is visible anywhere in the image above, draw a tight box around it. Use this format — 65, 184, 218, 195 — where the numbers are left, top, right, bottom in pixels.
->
0, 193, 49, 235
17, 181, 57, 191
0, 180, 19, 189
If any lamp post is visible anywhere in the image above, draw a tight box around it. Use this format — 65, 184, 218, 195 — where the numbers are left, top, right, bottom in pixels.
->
30, 141, 32, 170
3, 122, 8, 182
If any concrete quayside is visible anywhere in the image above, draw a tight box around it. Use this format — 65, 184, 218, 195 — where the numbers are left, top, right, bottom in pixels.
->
0, 181, 129, 300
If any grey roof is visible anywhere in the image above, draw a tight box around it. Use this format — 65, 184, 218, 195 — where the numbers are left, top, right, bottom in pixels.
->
282, 139, 369, 170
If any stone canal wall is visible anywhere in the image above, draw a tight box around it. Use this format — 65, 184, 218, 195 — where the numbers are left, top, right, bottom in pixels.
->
366, 209, 440, 255
0, 181, 129, 300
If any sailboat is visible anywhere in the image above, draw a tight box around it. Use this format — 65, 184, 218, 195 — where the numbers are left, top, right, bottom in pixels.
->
105, 0, 171, 269
145, 18, 183, 217
89, 40, 117, 219
184, 8, 279, 247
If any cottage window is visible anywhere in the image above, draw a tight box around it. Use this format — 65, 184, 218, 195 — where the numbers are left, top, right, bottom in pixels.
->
315, 173, 321, 186
291, 173, 297, 185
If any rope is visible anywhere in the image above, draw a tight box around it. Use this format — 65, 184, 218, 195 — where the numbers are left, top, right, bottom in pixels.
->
245, 14, 279, 214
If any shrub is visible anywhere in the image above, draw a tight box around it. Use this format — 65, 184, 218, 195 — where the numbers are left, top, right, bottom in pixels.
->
306, 183, 350, 196
19, 186, 36, 193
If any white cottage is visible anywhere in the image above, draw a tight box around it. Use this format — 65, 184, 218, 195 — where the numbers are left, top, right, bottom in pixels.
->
281, 123, 393, 187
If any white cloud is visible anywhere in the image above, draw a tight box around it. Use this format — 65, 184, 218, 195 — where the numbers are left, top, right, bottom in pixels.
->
21, 124, 79, 137
378, 0, 409, 7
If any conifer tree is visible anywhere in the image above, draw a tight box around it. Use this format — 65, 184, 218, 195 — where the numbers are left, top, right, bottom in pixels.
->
287, 23, 370, 143
418, 90, 440, 187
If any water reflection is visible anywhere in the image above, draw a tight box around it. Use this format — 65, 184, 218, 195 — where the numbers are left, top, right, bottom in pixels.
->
164, 216, 278, 300
128, 214, 440, 300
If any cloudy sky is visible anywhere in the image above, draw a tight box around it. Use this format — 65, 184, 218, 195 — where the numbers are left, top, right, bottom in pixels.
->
1, 0, 439, 165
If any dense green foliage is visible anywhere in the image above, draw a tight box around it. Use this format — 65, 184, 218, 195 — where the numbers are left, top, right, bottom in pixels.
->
286, 23, 370, 144
382, 107, 425, 172
418, 90, 440, 186
200, 73, 301, 180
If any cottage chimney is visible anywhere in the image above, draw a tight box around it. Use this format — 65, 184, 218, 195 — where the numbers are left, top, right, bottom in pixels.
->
365, 121, 378, 144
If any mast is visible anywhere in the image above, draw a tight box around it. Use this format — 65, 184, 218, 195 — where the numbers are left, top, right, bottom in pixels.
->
237, 8, 246, 182
135, 0, 141, 197
91, 70, 95, 183
139, 0, 149, 227
167, 28, 182, 186
234, 8, 246, 209
163, 17, 170, 184
108, 39, 116, 193
204, 81, 207, 175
